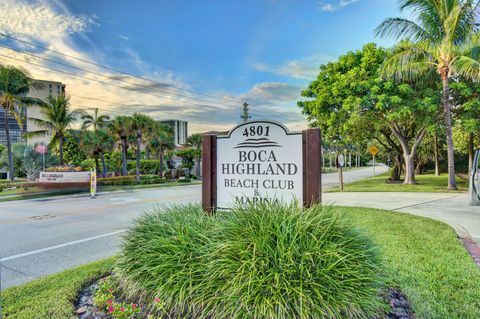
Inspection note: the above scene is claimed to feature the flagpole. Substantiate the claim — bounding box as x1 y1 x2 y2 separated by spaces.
42 142 45 171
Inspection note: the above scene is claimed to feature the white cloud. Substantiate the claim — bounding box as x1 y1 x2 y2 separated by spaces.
0 0 308 133
117 34 129 40
252 54 332 80
319 0 360 12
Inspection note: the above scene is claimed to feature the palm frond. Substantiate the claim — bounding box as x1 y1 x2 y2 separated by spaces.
452 55 480 80
375 17 433 42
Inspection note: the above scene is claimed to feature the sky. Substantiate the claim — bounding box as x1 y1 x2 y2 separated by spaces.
0 0 401 133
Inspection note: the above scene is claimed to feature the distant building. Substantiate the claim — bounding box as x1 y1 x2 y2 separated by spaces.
159 119 188 146
0 79 65 147
26 80 65 145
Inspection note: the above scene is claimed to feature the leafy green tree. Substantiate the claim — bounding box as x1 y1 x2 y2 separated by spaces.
0 65 37 180
132 113 154 181
81 108 110 132
375 0 480 189
108 115 132 176
29 95 81 165
299 43 438 184
63 130 87 166
176 148 196 176
450 81 480 172
187 133 202 178
146 122 173 177
80 129 114 177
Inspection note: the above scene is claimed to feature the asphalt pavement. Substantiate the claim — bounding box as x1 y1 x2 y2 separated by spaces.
1 165 388 289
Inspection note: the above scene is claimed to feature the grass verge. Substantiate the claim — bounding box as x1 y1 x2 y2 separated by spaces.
326 172 468 193
340 206 480 318
1 258 114 319
2 207 480 318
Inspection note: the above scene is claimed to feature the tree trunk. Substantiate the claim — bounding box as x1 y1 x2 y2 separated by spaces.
468 132 474 173
100 152 107 178
158 146 164 178
59 134 64 165
403 154 415 184
434 131 440 176
4 106 14 181
390 154 402 181
94 152 100 173
136 132 141 182
390 124 426 185
196 154 201 178
121 137 128 176
442 74 457 190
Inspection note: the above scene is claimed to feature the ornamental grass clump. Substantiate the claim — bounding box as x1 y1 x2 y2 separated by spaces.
115 203 385 319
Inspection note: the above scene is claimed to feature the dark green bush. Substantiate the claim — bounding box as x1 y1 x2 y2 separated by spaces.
115 204 384 318
127 160 161 175
98 175 165 186
177 178 191 183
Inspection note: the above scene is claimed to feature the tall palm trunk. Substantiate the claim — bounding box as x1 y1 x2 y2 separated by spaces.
441 74 457 190
100 151 107 178
158 146 164 178
121 137 128 176
468 132 474 173
94 151 100 173
59 134 64 165
434 131 440 176
4 105 14 181
136 131 141 182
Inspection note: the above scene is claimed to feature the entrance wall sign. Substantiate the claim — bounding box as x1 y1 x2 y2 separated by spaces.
202 120 321 213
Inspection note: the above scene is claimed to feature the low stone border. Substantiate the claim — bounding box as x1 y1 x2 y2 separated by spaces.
462 237 480 267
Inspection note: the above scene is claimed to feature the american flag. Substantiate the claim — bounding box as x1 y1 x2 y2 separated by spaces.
34 144 48 154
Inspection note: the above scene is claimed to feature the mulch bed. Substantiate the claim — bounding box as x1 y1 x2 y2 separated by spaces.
75 278 414 319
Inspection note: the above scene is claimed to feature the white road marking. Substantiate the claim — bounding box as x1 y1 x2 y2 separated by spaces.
0 230 126 262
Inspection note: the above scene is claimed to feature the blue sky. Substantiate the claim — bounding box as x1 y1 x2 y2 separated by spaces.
0 0 401 132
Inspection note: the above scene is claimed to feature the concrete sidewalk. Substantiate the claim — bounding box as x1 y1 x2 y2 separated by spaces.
323 192 480 244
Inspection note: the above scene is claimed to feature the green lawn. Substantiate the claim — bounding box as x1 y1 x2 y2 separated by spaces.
326 172 468 193
0 181 200 202
1 258 115 319
2 207 480 318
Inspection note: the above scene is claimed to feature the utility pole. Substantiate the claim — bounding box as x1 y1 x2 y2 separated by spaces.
241 102 251 122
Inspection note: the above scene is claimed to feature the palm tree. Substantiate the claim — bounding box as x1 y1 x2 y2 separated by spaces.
29 95 80 165
108 115 132 176
0 65 36 180
376 0 480 190
147 122 173 177
132 113 154 181
81 108 110 132
80 129 114 177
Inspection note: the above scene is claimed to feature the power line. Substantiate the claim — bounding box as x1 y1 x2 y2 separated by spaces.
0 52 238 110
0 32 241 104
0 43 240 108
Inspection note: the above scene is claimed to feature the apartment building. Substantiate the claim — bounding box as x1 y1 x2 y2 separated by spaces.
159 119 188 146
0 79 65 147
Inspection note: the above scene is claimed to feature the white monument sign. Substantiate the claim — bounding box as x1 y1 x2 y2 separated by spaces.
216 120 303 208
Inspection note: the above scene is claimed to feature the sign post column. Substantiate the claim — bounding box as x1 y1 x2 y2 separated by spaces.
368 146 379 177
302 128 321 207
202 134 217 214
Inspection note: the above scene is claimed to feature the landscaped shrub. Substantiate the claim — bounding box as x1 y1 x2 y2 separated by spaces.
97 175 166 186
114 203 384 318
127 160 161 175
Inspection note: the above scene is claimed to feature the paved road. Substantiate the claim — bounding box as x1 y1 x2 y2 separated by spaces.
0 166 387 289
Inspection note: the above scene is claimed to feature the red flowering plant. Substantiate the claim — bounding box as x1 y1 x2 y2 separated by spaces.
108 302 140 319
93 277 116 310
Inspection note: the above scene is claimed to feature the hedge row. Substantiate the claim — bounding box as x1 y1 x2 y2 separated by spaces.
98 175 166 186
